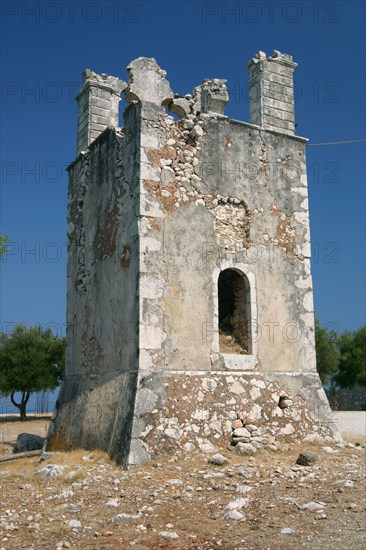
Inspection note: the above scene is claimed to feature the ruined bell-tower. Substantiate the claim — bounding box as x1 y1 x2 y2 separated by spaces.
47 51 340 466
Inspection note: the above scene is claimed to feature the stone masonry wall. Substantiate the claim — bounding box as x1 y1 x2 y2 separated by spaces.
129 371 337 465
136 105 315 375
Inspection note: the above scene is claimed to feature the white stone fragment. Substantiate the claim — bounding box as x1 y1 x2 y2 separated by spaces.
225 498 249 511
235 443 256 455
229 381 245 395
67 520 81 529
109 513 140 524
335 479 354 487
250 386 261 401
322 446 337 453
190 125 204 139
105 498 119 507
165 478 183 486
35 465 65 479
159 531 179 539
197 438 215 452
224 510 244 521
279 423 295 435
251 379 266 389
232 427 251 438
248 404 262 420
298 501 325 512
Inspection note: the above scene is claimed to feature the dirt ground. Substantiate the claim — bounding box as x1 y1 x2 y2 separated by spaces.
0 417 365 550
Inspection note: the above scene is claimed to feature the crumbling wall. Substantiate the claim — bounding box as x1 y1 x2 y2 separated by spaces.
47 52 340 468
134 105 314 375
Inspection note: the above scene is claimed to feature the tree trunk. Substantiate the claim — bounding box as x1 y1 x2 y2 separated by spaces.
0 450 41 463
11 391 30 421
19 402 27 421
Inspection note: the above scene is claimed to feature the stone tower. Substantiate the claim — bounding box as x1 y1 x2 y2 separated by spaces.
46 51 340 466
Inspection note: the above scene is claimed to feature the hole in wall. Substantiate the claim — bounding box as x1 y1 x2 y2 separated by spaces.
218 269 251 355
278 396 292 409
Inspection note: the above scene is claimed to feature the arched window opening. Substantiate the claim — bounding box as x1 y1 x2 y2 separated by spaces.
218 269 251 354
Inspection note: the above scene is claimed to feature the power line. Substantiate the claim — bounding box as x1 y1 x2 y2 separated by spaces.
306 139 366 146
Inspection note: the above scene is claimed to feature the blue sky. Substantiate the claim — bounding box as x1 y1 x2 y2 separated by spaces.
1 0 365 338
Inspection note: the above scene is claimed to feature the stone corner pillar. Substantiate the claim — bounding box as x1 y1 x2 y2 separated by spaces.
76 69 127 155
247 50 297 135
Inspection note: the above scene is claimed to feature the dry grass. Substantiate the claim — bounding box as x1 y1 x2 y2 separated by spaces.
0 443 11 454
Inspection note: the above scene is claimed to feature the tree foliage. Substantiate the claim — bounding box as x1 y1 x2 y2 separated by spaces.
0 325 65 420
334 326 366 388
314 319 339 384
0 232 10 258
